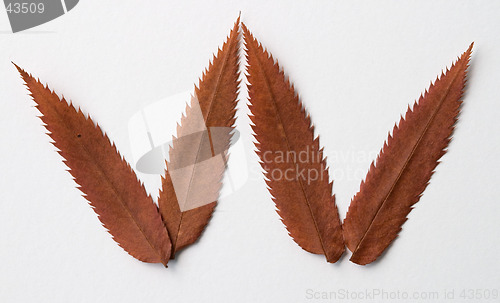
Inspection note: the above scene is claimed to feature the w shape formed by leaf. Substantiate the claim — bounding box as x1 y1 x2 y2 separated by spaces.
343 44 473 265
242 24 345 263
15 64 172 266
158 18 240 258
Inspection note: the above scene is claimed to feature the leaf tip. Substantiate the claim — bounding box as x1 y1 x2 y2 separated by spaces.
12 62 27 79
468 41 474 52
11 61 20 70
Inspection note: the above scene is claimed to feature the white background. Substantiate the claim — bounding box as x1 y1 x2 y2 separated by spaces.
1 1 499 302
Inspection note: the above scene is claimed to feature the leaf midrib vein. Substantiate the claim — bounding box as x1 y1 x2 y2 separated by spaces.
247 37 331 260
172 29 237 252
46 93 164 262
352 62 464 257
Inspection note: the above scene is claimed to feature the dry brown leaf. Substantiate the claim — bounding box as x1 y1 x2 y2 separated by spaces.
15 64 172 266
343 44 473 265
242 24 345 263
158 18 240 258
166 95 228 212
